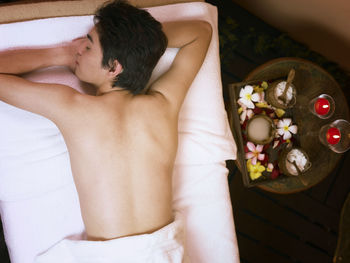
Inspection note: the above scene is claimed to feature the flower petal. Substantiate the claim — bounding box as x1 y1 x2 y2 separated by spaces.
283 118 292 127
251 157 257 165
240 110 247 123
246 100 255 109
239 87 247 98
250 171 262 180
245 152 255 159
275 108 285 118
246 159 252 171
244 85 253 95
283 130 292 140
237 98 245 108
267 163 274 172
247 142 256 152
258 153 265 161
259 92 265 102
256 144 264 152
277 128 285 136
237 98 249 108
289 125 298 134
251 93 260 102
247 109 254 119
261 81 268 89
238 97 255 109
277 120 285 128
256 102 269 108
257 165 266 173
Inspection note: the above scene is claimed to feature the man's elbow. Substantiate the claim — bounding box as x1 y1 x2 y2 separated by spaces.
198 20 212 34
197 21 212 44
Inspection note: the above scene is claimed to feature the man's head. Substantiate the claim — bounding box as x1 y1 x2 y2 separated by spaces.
93 0 168 94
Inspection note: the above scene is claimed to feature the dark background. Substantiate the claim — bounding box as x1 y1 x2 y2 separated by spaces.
208 0 350 262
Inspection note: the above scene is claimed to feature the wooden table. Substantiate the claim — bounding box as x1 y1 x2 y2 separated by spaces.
230 57 350 194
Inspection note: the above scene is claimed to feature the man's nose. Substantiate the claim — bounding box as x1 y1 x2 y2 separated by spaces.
77 45 84 56
77 41 87 56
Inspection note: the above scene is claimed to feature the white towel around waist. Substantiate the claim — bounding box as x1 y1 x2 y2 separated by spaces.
34 216 186 263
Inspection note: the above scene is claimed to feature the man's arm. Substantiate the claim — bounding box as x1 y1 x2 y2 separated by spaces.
0 37 84 74
151 20 212 114
0 47 68 75
0 39 83 121
0 74 78 120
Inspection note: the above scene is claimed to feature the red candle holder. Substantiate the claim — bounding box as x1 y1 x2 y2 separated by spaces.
309 94 335 119
319 119 350 153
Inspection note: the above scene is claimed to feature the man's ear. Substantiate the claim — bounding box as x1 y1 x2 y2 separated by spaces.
108 60 123 78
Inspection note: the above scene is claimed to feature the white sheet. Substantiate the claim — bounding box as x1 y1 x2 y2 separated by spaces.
0 2 238 263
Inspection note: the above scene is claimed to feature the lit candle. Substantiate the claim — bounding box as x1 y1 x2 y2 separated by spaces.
315 98 330 115
326 127 341 145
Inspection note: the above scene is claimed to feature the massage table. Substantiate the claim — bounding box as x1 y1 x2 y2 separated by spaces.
0 0 239 262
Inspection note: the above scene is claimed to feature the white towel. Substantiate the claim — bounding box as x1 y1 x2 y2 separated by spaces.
34 217 185 263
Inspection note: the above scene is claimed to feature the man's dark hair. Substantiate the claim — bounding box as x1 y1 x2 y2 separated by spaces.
94 0 168 94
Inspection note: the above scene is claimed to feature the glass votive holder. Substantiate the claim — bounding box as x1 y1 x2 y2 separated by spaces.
246 115 276 144
308 94 335 119
265 80 297 109
278 147 312 177
319 119 350 153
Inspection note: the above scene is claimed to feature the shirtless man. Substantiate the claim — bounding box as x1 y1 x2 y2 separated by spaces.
0 0 211 260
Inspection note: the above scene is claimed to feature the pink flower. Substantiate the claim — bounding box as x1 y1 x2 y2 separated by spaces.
240 106 254 123
245 141 265 165
267 163 274 172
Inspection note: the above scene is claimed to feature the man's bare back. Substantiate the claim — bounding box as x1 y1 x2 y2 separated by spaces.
62 90 176 240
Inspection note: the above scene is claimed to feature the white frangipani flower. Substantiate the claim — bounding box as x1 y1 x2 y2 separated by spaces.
277 118 298 140
238 85 260 109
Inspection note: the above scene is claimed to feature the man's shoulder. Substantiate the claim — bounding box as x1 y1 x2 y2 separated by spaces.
129 90 167 106
120 92 175 123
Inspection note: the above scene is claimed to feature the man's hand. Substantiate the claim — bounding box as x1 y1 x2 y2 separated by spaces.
0 36 86 75
63 37 86 72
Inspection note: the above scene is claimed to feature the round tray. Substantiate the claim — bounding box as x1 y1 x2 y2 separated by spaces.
245 57 350 193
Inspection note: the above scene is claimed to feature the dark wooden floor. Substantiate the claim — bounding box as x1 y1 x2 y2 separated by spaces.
207 0 350 262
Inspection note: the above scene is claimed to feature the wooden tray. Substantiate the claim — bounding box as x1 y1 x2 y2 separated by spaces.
228 79 299 187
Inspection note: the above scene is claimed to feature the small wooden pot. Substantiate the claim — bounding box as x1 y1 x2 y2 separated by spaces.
278 147 312 176
246 114 276 145
265 81 297 109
